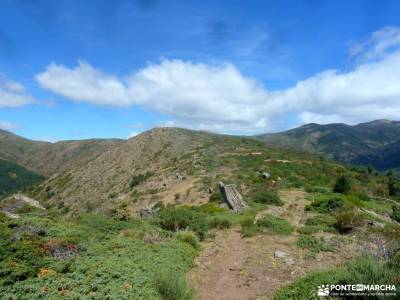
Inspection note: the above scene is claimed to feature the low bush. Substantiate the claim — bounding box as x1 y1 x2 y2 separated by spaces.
257 214 293 235
297 235 332 258
154 270 195 300
391 204 400 223
273 254 400 300
157 207 208 239
208 216 232 229
333 175 352 194
334 209 364 233
251 190 283 206
240 216 258 237
209 191 225 204
176 231 200 249
130 171 153 188
297 225 321 235
305 196 345 214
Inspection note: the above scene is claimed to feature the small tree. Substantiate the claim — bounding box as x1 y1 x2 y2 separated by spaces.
333 175 352 194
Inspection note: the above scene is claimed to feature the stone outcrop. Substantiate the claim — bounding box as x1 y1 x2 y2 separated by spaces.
219 181 247 212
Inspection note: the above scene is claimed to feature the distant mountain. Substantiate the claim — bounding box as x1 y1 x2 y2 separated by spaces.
256 119 400 170
0 129 124 176
0 159 43 198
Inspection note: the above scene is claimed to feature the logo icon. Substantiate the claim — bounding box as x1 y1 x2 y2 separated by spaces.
318 285 330 297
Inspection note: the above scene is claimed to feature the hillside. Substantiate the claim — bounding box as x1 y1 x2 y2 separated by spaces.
256 119 400 171
0 129 124 176
0 159 44 198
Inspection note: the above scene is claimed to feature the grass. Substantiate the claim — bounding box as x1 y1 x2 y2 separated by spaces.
240 214 293 236
273 254 400 300
154 270 194 300
297 235 333 258
257 214 293 235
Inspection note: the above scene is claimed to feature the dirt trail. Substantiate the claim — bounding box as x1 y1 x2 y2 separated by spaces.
189 189 359 300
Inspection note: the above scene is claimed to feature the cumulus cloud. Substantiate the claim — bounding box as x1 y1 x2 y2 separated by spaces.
35 26 400 133
0 77 35 107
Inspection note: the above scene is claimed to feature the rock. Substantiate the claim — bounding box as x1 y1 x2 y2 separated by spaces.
261 172 271 179
219 181 247 212
139 206 159 219
274 250 289 258
367 221 385 228
285 258 295 265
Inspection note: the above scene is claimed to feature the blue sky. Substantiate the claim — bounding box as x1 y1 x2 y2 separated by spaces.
1 0 400 141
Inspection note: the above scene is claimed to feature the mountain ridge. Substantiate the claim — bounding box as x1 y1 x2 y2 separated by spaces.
256 119 400 170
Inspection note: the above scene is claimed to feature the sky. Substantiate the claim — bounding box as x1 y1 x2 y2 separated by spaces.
1 0 400 141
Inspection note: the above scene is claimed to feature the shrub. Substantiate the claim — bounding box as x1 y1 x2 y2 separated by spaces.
391 204 400 223
209 191 225 203
197 203 227 214
251 191 283 206
297 235 332 254
176 231 200 249
157 207 208 239
154 270 195 300
257 214 293 235
297 225 321 235
334 209 364 233
208 216 232 229
306 196 345 214
333 175 352 194
240 216 258 237
130 171 153 188
305 214 336 227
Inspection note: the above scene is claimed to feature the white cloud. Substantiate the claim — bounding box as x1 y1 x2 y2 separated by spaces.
35 26 400 133
0 120 22 131
0 77 35 108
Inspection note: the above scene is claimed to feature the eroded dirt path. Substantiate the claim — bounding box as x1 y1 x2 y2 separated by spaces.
189 189 360 300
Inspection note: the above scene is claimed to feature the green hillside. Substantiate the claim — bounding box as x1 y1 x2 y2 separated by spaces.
256 120 400 171
0 159 44 198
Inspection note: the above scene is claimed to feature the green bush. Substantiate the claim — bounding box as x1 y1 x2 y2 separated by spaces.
257 214 293 235
273 254 400 300
251 191 283 206
209 191 225 203
273 270 340 300
154 270 194 300
297 225 321 235
130 171 153 188
176 231 200 249
334 209 364 233
333 175 352 194
297 235 332 258
391 204 400 223
208 216 232 229
306 196 345 214
157 207 208 239
240 215 258 237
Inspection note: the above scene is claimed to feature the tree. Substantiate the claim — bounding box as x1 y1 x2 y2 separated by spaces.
333 175 352 194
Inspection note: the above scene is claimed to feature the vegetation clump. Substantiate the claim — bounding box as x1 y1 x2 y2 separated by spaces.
130 171 154 188
333 175 352 194
154 270 195 300
156 206 208 239
251 190 283 206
